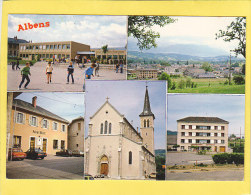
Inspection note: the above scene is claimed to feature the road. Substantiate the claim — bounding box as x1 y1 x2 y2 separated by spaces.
6 155 84 179
166 169 244 181
7 62 126 92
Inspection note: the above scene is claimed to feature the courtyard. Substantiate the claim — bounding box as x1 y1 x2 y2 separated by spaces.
6 155 84 179
7 62 126 92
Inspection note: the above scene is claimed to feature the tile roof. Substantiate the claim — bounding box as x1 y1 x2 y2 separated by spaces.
13 99 69 123
177 116 229 124
8 37 28 44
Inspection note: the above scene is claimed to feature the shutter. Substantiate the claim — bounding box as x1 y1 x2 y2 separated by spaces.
29 115 32 125
23 113 26 124
36 117 38 127
41 119 43 128
47 120 49 129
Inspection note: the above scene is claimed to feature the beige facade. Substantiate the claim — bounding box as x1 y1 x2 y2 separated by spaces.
91 48 127 64
136 69 158 80
68 117 85 152
19 41 90 60
177 117 229 152
85 87 156 179
9 97 69 155
8 36 28 57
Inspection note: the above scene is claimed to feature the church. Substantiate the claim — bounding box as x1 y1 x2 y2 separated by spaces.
84 86 156 179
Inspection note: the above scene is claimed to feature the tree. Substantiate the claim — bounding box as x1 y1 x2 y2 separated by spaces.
158 72 172 89
233 75 245 85
216 17 246 58
101 44 108 55
128 16 176 50
242 64 245 75
202 62 213 72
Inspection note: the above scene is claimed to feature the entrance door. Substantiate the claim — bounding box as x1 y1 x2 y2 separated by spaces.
214 146 217 152
100 163 108 175
30 137 35 149
43 139 47 153
220 146 225 152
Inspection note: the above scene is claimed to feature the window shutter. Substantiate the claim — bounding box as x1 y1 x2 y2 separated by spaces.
23 114 26 124
47 120 49 129
36 117 38 127
41 119 43 128
29 115 32 125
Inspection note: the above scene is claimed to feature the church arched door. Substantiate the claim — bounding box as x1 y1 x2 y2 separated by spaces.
100 155 109 176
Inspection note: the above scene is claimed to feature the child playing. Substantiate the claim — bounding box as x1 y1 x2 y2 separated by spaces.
46 61 53 84
18 62 31 90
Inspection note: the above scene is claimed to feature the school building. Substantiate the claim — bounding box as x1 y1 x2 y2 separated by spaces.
8 36 28 57
177 117 229 152
9 96 69 155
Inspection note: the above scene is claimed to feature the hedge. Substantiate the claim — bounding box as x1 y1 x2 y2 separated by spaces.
212 153 244 165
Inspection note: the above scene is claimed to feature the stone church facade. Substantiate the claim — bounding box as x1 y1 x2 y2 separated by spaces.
84 86 156 179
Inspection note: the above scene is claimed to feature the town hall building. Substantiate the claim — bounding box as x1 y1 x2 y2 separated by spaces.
84 86 156 179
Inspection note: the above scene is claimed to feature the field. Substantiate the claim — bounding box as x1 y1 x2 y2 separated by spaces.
168 78 245 94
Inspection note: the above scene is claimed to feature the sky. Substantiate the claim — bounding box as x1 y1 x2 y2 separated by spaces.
85 80 167 149
167 94 245 137
8 14 127 48
15 92 85 122
128 16 242 57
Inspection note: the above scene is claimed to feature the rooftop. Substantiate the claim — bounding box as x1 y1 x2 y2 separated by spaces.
13 99 69 123
8 37 28 44
177 116 229 124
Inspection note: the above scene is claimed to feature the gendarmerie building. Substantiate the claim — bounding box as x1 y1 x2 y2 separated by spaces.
9 96 69 155
177 117 229 152
84 86 156 179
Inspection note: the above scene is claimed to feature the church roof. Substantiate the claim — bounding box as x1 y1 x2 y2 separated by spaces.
139 86 155 119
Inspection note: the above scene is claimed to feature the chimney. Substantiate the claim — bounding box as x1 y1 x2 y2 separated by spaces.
14 36 17 41
32 96 37 108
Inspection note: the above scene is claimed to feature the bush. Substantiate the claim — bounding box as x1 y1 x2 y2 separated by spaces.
212 153 244 165
159 73 172 89
171 81 176 90
178 79 186 89
233 75 245 85
233 145 244 153
197 150 207 155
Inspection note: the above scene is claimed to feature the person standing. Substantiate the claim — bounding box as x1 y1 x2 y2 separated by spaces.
46 61 53 84
120 62 124 73
18 62 31 90
85 63 95 79
95 61 100 77
116 63 119 73
16 59 20 70
67 61 74 84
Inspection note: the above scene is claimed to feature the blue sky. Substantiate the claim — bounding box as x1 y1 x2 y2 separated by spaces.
128 16 243 57
8 15 127 48
15 92 85 122
85 80 167 149
167 94 245 136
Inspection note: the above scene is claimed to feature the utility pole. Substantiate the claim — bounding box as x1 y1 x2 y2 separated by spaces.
229 52 232 85
240 127 241 146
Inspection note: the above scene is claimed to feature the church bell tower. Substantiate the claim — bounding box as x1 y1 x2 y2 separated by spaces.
139 85 155 155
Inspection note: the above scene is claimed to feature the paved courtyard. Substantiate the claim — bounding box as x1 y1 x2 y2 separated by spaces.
8 62 126 92
167 152 213 166
6 155 84 179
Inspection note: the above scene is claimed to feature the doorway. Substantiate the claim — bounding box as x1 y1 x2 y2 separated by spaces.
43 138 47 153
100 155 109 176
30 137 35 149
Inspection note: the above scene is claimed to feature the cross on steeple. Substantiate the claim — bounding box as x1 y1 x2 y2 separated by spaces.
106 97 110 101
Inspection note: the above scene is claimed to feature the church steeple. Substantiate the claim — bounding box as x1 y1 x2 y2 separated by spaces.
139 86 155 119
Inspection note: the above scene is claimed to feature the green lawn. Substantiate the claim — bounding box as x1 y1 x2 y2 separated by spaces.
8 59 36 65
168 78 245 94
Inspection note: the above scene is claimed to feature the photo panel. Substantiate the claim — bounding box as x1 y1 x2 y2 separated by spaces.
7 14 128 92
127 16 246 94
166 93 245 181
84 80 167 180
6 92 85 179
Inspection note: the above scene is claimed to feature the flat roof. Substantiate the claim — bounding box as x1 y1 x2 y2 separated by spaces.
77 51 95 55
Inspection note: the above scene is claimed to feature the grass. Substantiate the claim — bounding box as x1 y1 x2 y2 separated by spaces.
169 78 245 94
8 59 36 65
167 164 244 170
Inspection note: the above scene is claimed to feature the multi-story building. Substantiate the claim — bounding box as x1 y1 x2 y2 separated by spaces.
177 117 229 152
8 36 28 57
135 69 158 80
9 96 69 155
68 116 85 152
19 41 90 61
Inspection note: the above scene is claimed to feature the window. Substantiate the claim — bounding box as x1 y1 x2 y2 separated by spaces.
214 140 218 143
50 45 54 49
67 44 70 49
54 45 58 49
129 151 132 164
100 123 103 134
181 139 185 143
42 45 46 50
76 144 79 147
16 112 25 124
33 46 36 50
30 116 37 126
181 146 185 150
62 44 66 49
61 140 65 149
46 54 49 58
14 136 21 147
53 122 58 130
215 126 218 130
53 140 58 149
144 120 146 128
46 45 49 50
109 123 112 134
78 123 81 130
189 132 192 136
221 126 225 130
188 139 192 143
221 140 225 144
62 124 66 132
104 121 108 134
189 125 192 129
207 140 210 144
39 45 42 50
181 125 185 129
196 126 211 130
181 132 185 136
58 44 62 49
147 119 150 127
42 119 48 129
214 133 217 137
221 133 225 137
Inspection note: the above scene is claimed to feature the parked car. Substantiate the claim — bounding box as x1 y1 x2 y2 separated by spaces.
84 174 94 180
8 148 26 161
94 174 105 178
56 149 72 157
72 150 84 157
25 148 47 160
149 173 156 179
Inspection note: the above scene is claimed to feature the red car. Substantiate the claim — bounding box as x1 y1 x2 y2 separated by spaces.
8 148 26 161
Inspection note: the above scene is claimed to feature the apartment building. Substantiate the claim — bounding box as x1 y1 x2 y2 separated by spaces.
9 96 69 155
135 69 158 80
177 117 229 152
19 41 90 61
